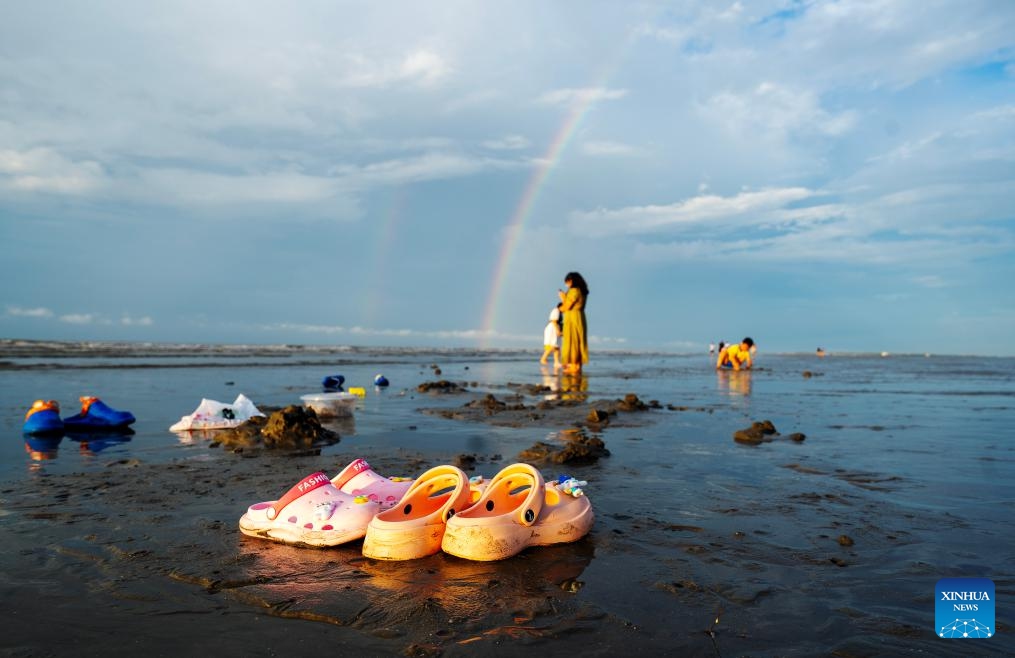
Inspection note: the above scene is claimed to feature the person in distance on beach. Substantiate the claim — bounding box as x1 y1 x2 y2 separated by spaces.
540 303 563 369
558 272 589 376
716 337 755 371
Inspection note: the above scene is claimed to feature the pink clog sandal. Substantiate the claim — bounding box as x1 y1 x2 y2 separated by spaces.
332 458 413 510
441 463 594 561
362 465 480 560
239 471 380 547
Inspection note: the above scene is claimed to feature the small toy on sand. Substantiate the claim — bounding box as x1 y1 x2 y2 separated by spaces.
63 396 136 431
23 400 65 435
374 374 389 387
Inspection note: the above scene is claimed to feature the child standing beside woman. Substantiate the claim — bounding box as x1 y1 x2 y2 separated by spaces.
540 303 563 369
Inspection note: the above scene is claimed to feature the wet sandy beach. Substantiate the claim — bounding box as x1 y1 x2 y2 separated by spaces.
2 343 1013 655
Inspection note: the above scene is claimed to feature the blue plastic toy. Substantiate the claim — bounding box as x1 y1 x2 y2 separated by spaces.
374 374 389 387
322 374 345 390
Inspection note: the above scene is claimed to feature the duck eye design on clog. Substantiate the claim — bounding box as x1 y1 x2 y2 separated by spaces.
525 509 535 522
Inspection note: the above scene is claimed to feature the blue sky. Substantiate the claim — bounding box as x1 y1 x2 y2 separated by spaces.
2 1 1014 355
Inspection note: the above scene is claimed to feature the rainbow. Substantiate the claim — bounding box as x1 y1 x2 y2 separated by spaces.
475 19 643 348
478 96 599 347
362 188 408 328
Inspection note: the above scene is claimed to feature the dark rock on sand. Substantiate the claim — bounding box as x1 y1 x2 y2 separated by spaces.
617 393 648 412
733 420 778 445
416 380 466 393
519 428 610 464
454 453 477 471
517 383 554 396
837 534 855 546
733 427 768 445
587 408 610 424
214 405 339 452
465 394 526 413
734 421 808 446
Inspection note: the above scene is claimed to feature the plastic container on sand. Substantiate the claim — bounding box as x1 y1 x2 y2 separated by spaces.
300 392 358 418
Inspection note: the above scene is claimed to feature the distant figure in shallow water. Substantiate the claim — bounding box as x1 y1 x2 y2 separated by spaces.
717 337 755 371
816 347 826 358
558 272 589 376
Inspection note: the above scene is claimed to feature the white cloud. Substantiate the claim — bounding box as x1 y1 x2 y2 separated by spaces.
6 306 54 318
121 315 154 326
0 148 106 194
482 135 530 151
700 82 856 141
911 275 947 289
571 187 815 236
346 152 524 188
6 307 153 327
536 87 628 107
338 49 451 89
59 313 98 325
582 140 642 157
400 50 451 87
262 321 627 347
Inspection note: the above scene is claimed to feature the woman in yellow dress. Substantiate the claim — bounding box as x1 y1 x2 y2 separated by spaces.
557 272 589 375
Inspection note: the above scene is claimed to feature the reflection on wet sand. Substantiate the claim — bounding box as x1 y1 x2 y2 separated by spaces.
67 431 134 455
321 415 356 437
230 534 596 643
560 374 589 402
539 366 561 400
24 435 62 461
537 368 588 402
716 370 752 396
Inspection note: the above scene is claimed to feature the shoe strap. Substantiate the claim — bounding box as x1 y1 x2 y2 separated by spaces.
401 465 469 521
25 399 59 421
486 463 545 526
332 458 373 489
267 472 332 520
